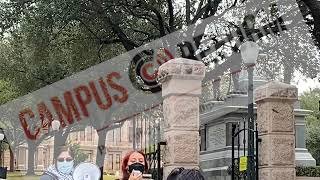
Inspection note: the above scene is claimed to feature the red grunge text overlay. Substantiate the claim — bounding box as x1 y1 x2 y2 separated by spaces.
19 72 128 140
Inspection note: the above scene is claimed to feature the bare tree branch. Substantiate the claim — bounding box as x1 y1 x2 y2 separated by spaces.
232 0 238 7
122 5 161 30
167 0 175 31
148 5 166 36
205 16 288 64
105 17 138 51
131 28 152 36
186 0 191 25
209 0 223 17
204 0 212 18
192 3 209 24
98 44 104 63
195 0 205 17
302 0 320 48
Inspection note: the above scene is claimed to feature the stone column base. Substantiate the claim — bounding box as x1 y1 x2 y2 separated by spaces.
296 148 316 166
260 167 296 180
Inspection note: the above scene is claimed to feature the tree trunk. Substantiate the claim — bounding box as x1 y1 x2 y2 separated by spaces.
96 130 107 180
26 142 35 175
15 148 19 170
9 147 14 172
283 64 293 84
53 131 69 160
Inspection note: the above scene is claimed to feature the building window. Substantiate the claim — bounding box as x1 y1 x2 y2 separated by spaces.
34 149 38 168
116 154 121 170
226 122 239 146
115 129 119 145
109 154 114 170
136 127 142 146
129 127 133 142
87 127 93 141
75 132 78 141
88 152 92 162
43 151 47 168
80 130 85 141
119 127 122 142
200 126 206 151
18 147 26 168
112 130 115 143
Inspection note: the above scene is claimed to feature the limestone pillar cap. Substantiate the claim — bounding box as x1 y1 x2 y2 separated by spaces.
157 58 205 83
254 81 298 102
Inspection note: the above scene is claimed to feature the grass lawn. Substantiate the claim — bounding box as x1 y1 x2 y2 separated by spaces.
7 172 116 180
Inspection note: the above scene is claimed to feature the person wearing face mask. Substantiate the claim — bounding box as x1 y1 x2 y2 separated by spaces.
40 146 75 180
121 150 149 180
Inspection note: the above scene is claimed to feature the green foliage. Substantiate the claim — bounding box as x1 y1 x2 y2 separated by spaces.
306 126 320 165
68 143 89 167
0 141 9 151
300 88 320 165
0 79 19 105
296 166 320 177
300 88 320 122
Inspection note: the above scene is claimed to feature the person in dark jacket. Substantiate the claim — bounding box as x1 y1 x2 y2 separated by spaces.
167 168 206 180
40 146 75 180
166 167 184 180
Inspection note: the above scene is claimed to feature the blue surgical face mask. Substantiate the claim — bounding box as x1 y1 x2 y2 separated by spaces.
57 160 74 174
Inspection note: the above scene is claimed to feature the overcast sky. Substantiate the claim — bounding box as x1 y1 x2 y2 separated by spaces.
293 73 320 95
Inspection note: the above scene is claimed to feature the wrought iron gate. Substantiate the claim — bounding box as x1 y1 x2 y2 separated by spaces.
145 141 166 180
230 122 260 180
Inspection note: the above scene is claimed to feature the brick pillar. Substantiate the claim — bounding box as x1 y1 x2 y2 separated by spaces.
158 58 205 179
254 81 298 180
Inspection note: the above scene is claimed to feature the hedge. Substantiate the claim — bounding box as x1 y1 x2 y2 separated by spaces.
296 166 320 177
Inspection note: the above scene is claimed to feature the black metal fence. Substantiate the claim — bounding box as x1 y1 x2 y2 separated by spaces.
145 141 166 180
230 122 260 180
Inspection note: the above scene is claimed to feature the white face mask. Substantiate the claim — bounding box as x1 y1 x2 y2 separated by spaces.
57 160 74 174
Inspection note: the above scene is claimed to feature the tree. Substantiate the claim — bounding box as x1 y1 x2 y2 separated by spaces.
68 143 89 166
0 79 24 172
0 0 320 178
0 141 9 167
0 2 121 175
300 88 320 165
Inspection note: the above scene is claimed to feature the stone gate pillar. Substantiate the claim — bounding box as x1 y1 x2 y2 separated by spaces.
158 58 205 179
254 81 298 180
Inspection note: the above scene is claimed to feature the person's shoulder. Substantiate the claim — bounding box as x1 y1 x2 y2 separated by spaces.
40 167 59 180
40 174 56 180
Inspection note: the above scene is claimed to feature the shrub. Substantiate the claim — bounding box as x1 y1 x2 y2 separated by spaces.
296 166 320 177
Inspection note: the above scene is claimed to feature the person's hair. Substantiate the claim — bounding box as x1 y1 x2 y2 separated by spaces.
176 169 206 180
54 145 74 163
167 167 184 180
121 150 148 180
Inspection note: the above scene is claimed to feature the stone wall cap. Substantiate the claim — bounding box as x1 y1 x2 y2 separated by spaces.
254 81 298 102
256 81 297 90
158 58 205 83
163 57 203 64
